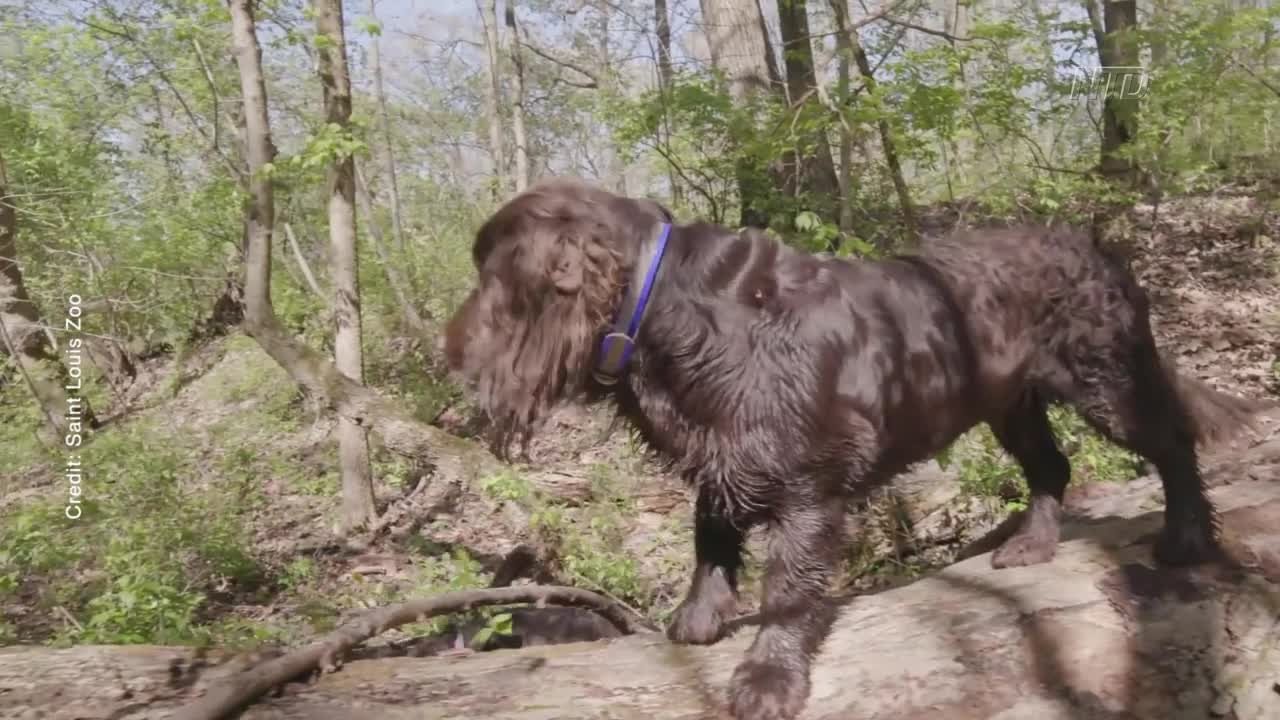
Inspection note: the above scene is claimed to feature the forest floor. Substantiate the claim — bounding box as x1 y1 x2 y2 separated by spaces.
1 191 1277 654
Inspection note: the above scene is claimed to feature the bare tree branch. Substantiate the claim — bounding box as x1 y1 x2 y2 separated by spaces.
1231 57 1280 98
75 15 247 185
189 37 226 169
877 16 976 43
353 163 433 336
523 41 601 88
171 585 652 720
283 222 325 301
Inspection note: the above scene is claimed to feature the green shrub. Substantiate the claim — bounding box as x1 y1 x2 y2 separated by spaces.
2 421 261 646
938 406 1141 509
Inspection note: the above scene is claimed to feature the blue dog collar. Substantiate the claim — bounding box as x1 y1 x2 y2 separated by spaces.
593 223 672 385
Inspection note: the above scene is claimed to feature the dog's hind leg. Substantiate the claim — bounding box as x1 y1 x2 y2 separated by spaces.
1061 342 1219 566
989 392 1073 569
727 492 845 720
666 485 745 645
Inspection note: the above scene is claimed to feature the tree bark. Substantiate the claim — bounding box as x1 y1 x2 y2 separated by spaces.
171 585 647 720
504 4 531 192
655 0 675 99
229 0 493 562
227 0 277 335
1087 0 1140 183
596 5 627 195
315 0 377 534
699 0 785 227
227 0 520 558
0 148 93 438
5 444 1280 719
477 0 508 197
829 0 855 233
365 0 408 251
1145 0 1173 200
698 0 780 101
943 0 970 194
775 0 840 222
655 0 682 204
844 9 919 249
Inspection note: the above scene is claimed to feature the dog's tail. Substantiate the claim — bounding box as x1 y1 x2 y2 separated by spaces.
1162 355 1276 450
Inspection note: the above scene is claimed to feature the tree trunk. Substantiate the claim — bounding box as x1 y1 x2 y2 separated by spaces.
829 0 854 234
1083 0 1141 246
478 0 508 198
843 6 919 249
1149 0 1167 68
225 2 674 596
1087 0 1140 183
227 0 507 554
6 442 1280 719
227 0 277 335
315 0 377 535
699 0 785 227
943 0 970 192
655 0 682 205
0 148 93 439
596 6 627 195
504 4 531 192
1146 0 1172 200
776 0 840 222
366 0 408 251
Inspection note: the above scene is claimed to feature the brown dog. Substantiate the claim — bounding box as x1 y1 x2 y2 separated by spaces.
443 177 1265 720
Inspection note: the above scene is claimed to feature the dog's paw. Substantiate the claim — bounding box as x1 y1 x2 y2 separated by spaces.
666 596 730 645
727 659 809 720
667 567 738 645
991 531 1057 569
1153 525 1220 567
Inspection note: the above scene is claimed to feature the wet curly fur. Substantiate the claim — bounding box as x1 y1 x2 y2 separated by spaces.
443 178 1268 720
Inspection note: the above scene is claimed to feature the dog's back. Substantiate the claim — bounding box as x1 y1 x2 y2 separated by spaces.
910 223 1142 399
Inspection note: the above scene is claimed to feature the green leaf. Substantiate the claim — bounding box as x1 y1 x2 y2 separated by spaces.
794 210 820 232
470 611 513 648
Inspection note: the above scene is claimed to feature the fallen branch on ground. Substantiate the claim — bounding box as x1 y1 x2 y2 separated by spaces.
171 584 653 720
5 448 1280 719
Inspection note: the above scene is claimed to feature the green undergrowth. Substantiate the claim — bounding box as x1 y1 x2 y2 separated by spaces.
0 332 562 647
479 459 659 618
0 420 264 646
939 405 1143 510
261 545 498 645
0 390 55 476
1 339 312 646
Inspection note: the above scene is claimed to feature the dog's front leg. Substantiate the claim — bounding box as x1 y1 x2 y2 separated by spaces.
728 493 843 720
666 484 744 645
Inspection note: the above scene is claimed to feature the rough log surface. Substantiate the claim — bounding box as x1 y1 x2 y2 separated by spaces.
2 438 1279 720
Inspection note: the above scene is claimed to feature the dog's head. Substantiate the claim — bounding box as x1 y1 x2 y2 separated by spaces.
443 177 672 455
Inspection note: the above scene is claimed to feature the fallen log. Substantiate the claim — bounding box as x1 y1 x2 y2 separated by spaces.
170 585 650 720
2 441 1279 720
